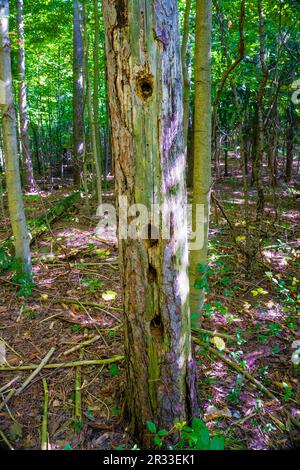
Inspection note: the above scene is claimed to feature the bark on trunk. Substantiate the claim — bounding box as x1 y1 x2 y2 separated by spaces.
103 0 198 444
0 0 31 274
17 0 36 192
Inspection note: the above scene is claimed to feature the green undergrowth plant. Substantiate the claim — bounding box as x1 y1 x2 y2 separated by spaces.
146 418 225 450
0 247 35 298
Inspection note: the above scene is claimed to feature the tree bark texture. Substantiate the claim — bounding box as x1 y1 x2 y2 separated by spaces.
103 0 198 444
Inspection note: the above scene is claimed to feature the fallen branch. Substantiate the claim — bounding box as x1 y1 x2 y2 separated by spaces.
0 389 15 412
1 192 80 254
0 376 20 394
40 296 123 314
28 192 80 242
0 429 14 450
194 338 279 402
16 348 55 395
193 327 235 342
0 356 124 372
74 329 87 422
0 348 55 411
0 336 22 358
63 335 100 356
41 378 49 451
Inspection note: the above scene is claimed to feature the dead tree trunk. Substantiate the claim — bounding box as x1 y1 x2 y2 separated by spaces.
103 0 198 444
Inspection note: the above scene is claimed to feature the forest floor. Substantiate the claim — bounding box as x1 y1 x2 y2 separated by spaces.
0 158 299 450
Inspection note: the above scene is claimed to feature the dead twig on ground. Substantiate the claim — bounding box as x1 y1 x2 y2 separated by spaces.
41 378 49 450
0 356 124 372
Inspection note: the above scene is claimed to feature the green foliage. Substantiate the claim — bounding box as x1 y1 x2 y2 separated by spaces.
64 443 73 451
194 264 210 291
147 421 157 435
282 383 294 402
109 364 119 377
111 407 121 417
0 248 35 298
70 324 82 334
72 418 84 433
146 418 224 450
0 248 12 271
81 277 103 293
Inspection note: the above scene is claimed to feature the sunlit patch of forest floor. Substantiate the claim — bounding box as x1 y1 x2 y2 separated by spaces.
0 169 299 450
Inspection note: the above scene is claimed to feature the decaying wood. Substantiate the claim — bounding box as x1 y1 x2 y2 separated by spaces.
103 0 198 443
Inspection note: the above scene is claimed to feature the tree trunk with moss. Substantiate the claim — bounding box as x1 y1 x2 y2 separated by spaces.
103 0 198 445
189 0 212 318
0 0 31 274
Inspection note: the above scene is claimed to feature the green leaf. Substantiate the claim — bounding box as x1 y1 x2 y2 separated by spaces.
158 429 168 437
197 427 210 448
209 436 224 450
147 421 157 434
64 443 73 451
109 364 119 376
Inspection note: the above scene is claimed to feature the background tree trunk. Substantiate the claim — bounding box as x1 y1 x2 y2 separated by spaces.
103 0 198 444
82 0 102 206
189 0 212 317
285 104 296 182
17 0 36 192
181 0 191 151
73 0 85 186
253 0 268 217
93 0 103 203
0 0 31 274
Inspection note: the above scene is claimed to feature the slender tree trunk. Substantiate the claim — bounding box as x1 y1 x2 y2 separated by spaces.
0 0 31 274
73 0 85 186
224 132 229 176
212 0 245 177
82 0 102 207
103 0 198 444
189 0 212 317
181 0 191 150
17 0 36 192
93 0 103 205
285 105 296 182
253 0 268 217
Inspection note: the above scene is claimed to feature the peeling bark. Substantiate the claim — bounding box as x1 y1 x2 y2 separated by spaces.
103 0 198 444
